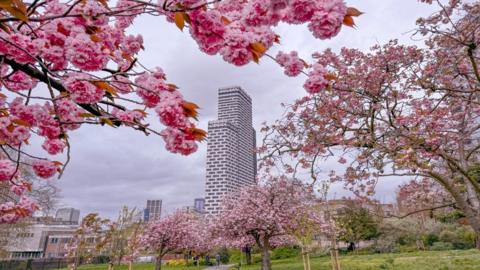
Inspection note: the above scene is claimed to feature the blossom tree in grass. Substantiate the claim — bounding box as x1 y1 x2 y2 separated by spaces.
261 1 480 248
0 0 360 223
139 210 203 270
212 177 320 270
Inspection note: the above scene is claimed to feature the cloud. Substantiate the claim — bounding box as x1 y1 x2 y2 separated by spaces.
53 1 438 219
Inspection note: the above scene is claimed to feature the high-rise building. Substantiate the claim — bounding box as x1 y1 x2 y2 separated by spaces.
194 198 205 213
144 199 162 222
55 208 80 224
204 87 257 215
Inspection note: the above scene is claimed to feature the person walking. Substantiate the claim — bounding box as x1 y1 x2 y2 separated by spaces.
215 254 221 266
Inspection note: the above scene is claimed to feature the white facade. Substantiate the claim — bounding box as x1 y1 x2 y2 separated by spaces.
6 223 77 259
55 208 80 224
204 87 257 215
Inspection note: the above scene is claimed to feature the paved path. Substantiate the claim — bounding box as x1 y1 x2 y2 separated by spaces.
204 265 233 270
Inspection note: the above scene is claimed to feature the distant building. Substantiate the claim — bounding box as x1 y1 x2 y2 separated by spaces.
194 198 205 213
144 200 162 222
6 221 77 259
55 208 80 224
204 87 257 215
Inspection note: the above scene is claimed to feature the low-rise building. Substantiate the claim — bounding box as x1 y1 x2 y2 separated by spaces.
6 220 78 259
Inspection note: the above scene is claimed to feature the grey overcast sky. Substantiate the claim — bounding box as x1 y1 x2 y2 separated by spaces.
46 1 438 219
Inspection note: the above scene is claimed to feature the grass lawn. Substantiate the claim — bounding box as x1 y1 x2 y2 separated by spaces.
237 249 480 270
60 264 205 270
62 249 480 270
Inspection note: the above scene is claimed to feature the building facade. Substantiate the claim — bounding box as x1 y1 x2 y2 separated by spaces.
144 199 162 222
6 222 78 259
204 87 257 215
55 208 80 224
193 198 205 213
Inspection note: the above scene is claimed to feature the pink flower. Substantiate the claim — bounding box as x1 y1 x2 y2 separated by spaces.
303 64 329 93
160 127 198 155
275 51 304 77
220 27 254 66
308 0 346 40
65 33 109 71
32 160 58 179
111 108 144 123
155 91 187 128
2 71 38 92
0 160 16 182
42 139 66 155
189 10 226 55
121 35 144 55
284 0 317 24
135 68 169 107
64 74 104 104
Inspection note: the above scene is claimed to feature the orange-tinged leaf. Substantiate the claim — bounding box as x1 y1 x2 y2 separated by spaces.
182 101 199 119
174 12 185 31
301 59 310 69
101 118 115 127
12 118 31 127
190 128 206 142
80 113 97 118
250 42 267 55
121 52 134 62
167 83 178 91
90 34 102 42
221 16 231 25
346 7 363 17
6 124 14 132
324 73 337 81
0 22 9 33
343 15 355 27
52 161 63 166
251 50 260 64
93 81 118 96
3 6 27 21
133 109 148 117
96 0 109 9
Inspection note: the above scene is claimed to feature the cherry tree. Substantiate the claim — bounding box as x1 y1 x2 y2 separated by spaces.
139 210 202 270
396 178 453 219
0 0 360 223
66 213 111 270
211 177 318 270
261 1 480 248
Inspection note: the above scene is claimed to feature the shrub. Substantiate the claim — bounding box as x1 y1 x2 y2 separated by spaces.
271 247 300 260
430 242 454 251
166 259 187 266
422 233 439 246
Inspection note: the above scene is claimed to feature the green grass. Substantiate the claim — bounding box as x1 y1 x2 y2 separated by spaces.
62 250 480 270
60 263 205 270
237 249 480 270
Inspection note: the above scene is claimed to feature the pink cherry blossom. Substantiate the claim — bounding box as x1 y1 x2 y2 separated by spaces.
0 160 16 182
64 74 104 104
275 51 305 77
32 160 58 179
42 139 67 155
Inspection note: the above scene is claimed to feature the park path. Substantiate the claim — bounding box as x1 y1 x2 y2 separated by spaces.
204 265 233 270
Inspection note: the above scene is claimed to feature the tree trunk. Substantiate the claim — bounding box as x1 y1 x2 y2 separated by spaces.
155 256 162 270
476 234 480 250
306 252 311 270
128 261 133 270
301 246 307 270
245 247 252 265
261 246 271 270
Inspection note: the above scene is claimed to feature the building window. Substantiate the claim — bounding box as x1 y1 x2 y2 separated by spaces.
50 238 58 244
